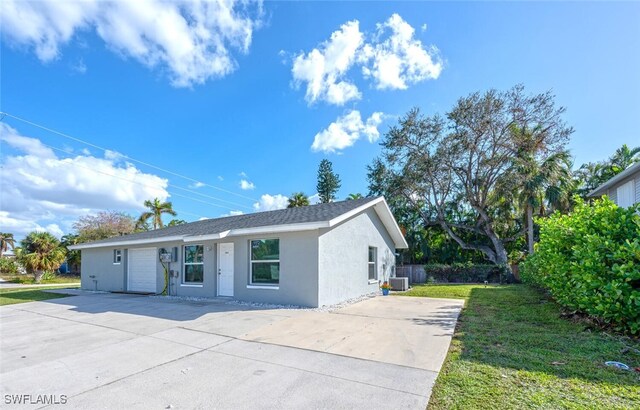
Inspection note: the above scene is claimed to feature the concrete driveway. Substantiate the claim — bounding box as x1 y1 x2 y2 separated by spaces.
0 291 463 409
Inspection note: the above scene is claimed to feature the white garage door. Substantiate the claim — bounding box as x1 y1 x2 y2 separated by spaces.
128 248 157 293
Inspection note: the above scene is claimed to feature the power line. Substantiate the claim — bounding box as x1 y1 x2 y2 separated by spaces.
0 111 259 202
1 140 244 213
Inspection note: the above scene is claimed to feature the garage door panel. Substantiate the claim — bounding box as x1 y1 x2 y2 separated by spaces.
128 248 157 293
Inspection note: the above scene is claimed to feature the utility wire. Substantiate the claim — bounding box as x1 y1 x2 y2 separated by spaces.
0 112 259 202
6 141 244 213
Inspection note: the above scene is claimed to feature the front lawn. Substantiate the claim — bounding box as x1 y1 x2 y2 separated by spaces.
0 286 76 306
398 284 640 409
0 274 81 285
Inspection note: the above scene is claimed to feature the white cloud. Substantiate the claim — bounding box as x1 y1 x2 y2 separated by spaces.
239 179 255 190
253 194 288 212
290 14 441 104
360 14 442 90
189 181 206 189
308 193 321 205
0 0 263 87
71 58 87 74
292 20 363 105
311 110 384 153
0 212 64 238
217 175 224 181
0 123 169 238
220 210 244 217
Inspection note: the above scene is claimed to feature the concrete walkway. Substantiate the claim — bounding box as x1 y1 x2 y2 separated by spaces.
0 292 463 409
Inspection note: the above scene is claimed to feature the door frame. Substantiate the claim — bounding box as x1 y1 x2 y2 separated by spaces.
217 242 234 297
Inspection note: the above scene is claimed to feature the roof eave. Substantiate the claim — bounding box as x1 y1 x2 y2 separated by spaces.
68 235 186 250
587 162 640 197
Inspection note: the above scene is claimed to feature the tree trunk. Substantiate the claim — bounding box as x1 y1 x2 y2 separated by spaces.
527 204 534 255
34 270 44 283
483 226 509 266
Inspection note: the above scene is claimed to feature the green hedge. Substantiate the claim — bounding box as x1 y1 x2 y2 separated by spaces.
424 263 510 283
520 197 640 334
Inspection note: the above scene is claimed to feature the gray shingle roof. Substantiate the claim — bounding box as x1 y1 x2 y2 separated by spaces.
82 196 380 246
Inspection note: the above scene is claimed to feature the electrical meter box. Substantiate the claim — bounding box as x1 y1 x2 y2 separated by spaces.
159 247 177 263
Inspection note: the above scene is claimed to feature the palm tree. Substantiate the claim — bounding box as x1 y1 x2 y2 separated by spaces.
506 125 574 255
347 193 363 200
137 198 177 229
0 232 15 257
167 219 187 227
515 150 573 254
19 232 66 283
287 192 310 208
609 144 640 172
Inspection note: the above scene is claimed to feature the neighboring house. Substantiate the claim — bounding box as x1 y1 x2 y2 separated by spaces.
588 161 640 207
69 197 408 307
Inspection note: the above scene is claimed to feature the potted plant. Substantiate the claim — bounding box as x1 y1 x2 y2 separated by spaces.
380 281 392 296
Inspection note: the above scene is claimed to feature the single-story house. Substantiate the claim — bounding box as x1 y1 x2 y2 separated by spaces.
69 196 408 307
588 161 640 208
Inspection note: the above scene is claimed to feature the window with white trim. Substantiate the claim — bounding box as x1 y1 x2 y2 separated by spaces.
183 245 204 283
113 249 122 264
368 247 377 280
250 239 280 285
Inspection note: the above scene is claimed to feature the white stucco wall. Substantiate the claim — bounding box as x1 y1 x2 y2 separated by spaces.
317 208 396 306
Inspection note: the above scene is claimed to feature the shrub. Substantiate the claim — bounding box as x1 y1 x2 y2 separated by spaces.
520 197 640 334
40 271 57 281
0 258 21 275
423 262 510 283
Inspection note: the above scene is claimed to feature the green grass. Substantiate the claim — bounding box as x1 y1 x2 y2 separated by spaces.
398 284 640 409
0 274 81 284
398 283 495 299
0 286 76 306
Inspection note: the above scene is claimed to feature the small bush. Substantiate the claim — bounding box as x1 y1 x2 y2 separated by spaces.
40 271 58 281
520 197 640 334
423 262 509 283
0 258 21 275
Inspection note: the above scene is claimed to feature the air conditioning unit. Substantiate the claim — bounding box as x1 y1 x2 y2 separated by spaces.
389 277 408 291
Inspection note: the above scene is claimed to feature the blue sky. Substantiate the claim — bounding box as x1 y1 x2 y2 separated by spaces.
1 1 639 239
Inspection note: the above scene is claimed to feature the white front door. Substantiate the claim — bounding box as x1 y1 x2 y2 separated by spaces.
217 243 234 296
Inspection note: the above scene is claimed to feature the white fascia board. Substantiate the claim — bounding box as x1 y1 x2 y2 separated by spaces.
227 221 328 237
183 230 230 242
68 235 186 250
374 200 409 249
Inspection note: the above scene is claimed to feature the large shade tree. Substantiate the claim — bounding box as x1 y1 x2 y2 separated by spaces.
19 231 66 282
374 85 572 265
137 198 177 230
73 211 137 242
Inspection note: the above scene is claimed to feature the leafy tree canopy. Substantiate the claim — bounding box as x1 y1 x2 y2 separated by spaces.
372 85 572 265
73 211 137 242
287 192 310 208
